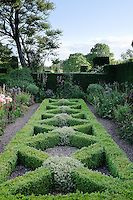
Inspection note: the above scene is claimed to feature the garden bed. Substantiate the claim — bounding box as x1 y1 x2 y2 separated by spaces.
0 103 40 153
0 99 132 199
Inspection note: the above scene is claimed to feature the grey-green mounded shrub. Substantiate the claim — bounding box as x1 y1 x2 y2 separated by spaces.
43 156 84 193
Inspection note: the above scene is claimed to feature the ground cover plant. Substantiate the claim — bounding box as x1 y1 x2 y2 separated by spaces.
0 99 133 199
87 83 133 143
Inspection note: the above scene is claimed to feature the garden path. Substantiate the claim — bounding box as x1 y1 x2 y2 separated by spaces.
87 103 133 162
0 103 40 153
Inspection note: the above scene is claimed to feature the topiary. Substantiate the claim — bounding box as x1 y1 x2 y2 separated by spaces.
53 113 70 127
52 126 75 145
43 156 83 193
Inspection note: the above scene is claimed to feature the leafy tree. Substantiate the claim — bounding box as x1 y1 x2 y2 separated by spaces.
86 43 114 65
0 0 61 69
63 53 91 72
121 49 133 62
0 42 13 62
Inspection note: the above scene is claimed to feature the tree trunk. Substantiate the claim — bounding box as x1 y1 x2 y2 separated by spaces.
15 37 26 67
14 8 26 67
20 36 31 68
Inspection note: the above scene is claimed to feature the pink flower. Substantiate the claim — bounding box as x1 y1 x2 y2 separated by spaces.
0 97 6 104
5 96 12 104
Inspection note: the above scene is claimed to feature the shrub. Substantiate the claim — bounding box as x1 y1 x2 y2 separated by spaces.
16 92 31 106
52 126 76 145
45 89 55 98
87 84 104 104
43 156 83 193
114 104 133 143
53 113 70 127
26 84 39 95
57 82 85 99
94 91 126 118
0 109 6 135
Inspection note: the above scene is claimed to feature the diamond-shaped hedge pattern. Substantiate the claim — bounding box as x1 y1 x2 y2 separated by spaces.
0 99 133 199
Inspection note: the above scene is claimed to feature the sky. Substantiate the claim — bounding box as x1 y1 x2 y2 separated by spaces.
46 0 133 65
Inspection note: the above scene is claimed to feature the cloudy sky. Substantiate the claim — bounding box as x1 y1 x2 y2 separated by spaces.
46 0 133 65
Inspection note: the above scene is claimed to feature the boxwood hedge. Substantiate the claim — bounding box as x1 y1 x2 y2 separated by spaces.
0 99 132 199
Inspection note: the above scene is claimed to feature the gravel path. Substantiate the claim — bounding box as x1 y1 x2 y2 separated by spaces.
0 103 40 153
9 165 31 180
45 146 78 157
87 103 133 162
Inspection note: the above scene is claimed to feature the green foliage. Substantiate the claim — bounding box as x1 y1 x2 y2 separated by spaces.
0 167 53 196
121 49 133 62
72 167 121 194
0 0 61 69
72 143 105 169
0 99 133 199
87 84 126 118
56 75 85 98
63 53 91 72
114 104 133 143
51 126 75 145
94 91 126 118
43 156 83 193
0 109 6 135
87 84 104 104
69 133 97 148
16 92 31 106
27 133 60 151
8 68 34 83
86 43 114 65
18 146 49 170
0 42 12 63
26 84 39 95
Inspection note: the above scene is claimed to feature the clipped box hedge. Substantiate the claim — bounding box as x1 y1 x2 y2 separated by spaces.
0 98 132 199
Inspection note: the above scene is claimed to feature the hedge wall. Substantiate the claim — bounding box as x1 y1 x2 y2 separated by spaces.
104 62 133 82
32 73 108 92
32 62 133 91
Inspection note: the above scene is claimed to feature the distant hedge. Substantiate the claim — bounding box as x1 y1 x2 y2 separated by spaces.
32 62 133 91
104 62 133 82
32 73 108 92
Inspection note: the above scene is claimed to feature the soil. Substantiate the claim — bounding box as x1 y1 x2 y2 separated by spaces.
96 166 111 176
9 165 31 180
45 146 78 157
87 103 133 162
0 103 40 153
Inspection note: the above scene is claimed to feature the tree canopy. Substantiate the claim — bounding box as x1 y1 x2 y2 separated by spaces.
63 53 91 72
0 0 61 70
121 49 133 62
86 43 114 65
0 42 13 63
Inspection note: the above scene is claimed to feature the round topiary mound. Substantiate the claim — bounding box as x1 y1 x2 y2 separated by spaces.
58 99 70 106
59 106 70 113
43 156 83 193
52 126 75 145
53 113 71 127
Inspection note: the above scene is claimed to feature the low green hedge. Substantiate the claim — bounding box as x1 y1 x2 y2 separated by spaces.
72 167 132 195
79 99 133 180
18 146 49 169
73 124 93 135
0 149 18 184
0 98 133 199
72 143 105 169
34 124 55 135
0 167 53 196
27 133 60 150
69 133 97 148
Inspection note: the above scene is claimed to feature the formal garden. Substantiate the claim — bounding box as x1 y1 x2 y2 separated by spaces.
0 0 133 199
